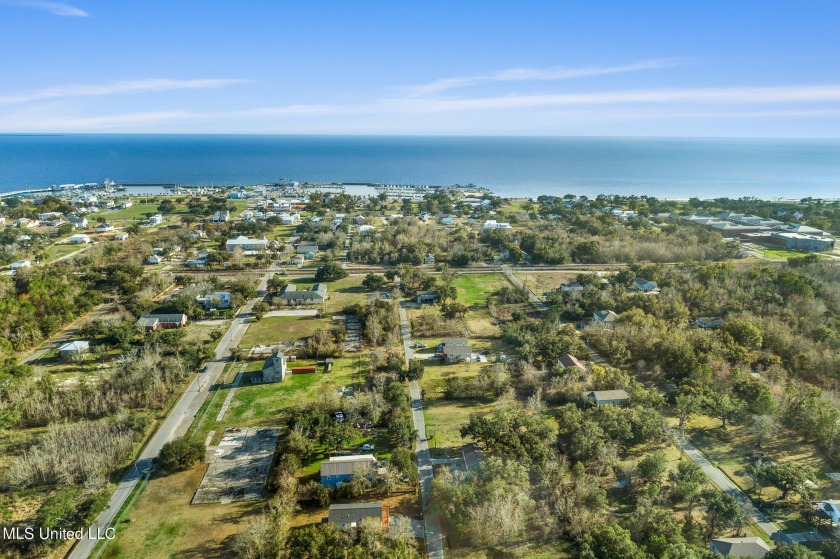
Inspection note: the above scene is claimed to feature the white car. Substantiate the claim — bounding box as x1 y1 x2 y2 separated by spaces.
360 443 374 451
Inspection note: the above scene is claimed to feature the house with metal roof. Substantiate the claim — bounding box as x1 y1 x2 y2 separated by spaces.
276 283 328 305
320 455 377 488
260 351 287 383
59 340 89 358
327 503 389 530
709 537 770 557
593 310 620 326
137 313 188 332
225 235 268 252
585 389 630 407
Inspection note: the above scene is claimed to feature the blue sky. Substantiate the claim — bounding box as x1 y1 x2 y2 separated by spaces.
0 0 839 136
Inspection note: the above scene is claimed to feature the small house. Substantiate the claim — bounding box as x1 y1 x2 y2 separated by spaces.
439 338 472 363
69 233 90 244
416 291 438 305
196 291 232 310
114 232 129 241
424 254 436 265
561 282 584 293
709 537 770 558
633 277 658 292
69 216 88 229
557 354 586 372
328 503 389 530
94 223 115 233
146 254 163 264
58 340 89 358
585 390 630 407
260 351 287 383
296 244 319 255
11 260 32 271
137 313 188 332
211 210 230 223
147 214 164 226
320 455 377 488
593 310 619 326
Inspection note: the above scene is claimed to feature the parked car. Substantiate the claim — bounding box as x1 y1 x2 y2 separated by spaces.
360 443 374 451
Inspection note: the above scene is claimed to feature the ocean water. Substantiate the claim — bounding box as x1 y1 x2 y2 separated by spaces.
1 134 839 200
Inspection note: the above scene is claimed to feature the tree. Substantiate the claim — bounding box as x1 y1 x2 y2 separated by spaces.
362 273 386 291
674 392 703 433
319 421 356 453
404 359 424 381
725 320 763 349
702 490 748 538
440 301 468 320
315 261 348 282
252 302 270 320
704 392 745 428
637 451 668 486
461 408 554 466
764 544 822 559
580 523 647 559
758 462 816 500
669 461 706 518
155 436 205 471
750 415 778 448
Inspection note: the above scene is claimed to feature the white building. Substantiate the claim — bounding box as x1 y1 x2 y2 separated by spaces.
483 220 511 229
69 234 91 244
114 232 129 241
11 260 31 270
211 210 230 223
148 214 164 226
94 223 115 233
225 235 268 252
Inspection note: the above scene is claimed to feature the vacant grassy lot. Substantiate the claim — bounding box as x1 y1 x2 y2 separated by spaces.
42 243 85 262
105 203 166 221
102 465 261 559
523 271 578 296
686 414 834 532
239 314 331 347
454 274 507 306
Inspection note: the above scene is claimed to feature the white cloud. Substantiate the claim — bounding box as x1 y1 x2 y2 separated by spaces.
1 0 88 17
405 59 687 96
383 84 840 112
0 78 248 105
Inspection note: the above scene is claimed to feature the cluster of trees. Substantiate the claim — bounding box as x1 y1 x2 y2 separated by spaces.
0 265 103 351
349 219 461 265
2 344 198 428
501 320 588 365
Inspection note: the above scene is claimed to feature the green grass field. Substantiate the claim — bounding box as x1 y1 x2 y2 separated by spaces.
239 315 331 347
454 274 507 306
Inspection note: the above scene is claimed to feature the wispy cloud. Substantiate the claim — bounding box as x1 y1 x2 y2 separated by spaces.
0 78 248 105
384 84 840 112
406 59 687 97
1 0 88 17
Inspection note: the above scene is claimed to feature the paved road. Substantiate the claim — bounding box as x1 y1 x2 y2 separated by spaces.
398 300 445 559
502 266 547 311
589 343 784 541
672 429 782 540
23 303 112 365
68 270 272 559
